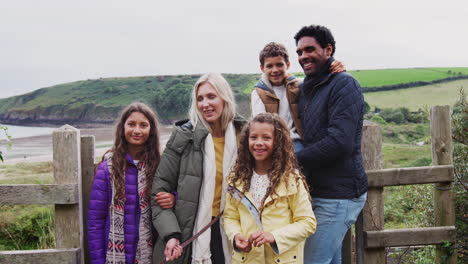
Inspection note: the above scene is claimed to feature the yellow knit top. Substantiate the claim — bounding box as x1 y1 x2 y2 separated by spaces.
212 136 225 216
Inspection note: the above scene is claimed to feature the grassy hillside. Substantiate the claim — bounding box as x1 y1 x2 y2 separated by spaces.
350 67 468 87
364 79 466 111
257 67 468 93
0 67 466 124
0 74 258 111
0 74 259 124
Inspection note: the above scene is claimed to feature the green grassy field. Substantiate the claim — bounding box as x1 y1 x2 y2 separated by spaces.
382 143 431 168
0 162 53 184
350 67 468 87
364 79 466 111
296 67 468 87
245 67 468 94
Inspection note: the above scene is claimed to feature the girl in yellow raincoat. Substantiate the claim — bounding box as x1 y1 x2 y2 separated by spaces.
223 113 317 263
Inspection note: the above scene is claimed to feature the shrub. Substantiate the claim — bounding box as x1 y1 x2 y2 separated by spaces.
409 108 429 123
380 108 405 124
0 126 12 162
376 107 428 124
364 101 370 114
384 185 434 227
152 83 191 121
370 115 387 125
399 107 410 121
0 206 55 250
451 88 467 262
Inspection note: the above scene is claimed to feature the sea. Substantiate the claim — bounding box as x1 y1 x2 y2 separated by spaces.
0 124 56 139
0 123 173 163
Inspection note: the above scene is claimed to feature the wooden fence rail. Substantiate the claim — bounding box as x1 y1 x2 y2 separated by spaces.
367 165 454 187
365 226 456 248
0 248 81 264
0 105 458 263
0 184 79 205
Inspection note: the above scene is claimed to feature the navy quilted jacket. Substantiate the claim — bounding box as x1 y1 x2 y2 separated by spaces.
296 71 368 199
87 153 142 264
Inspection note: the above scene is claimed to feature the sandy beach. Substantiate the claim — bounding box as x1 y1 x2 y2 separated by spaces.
0 126 173 165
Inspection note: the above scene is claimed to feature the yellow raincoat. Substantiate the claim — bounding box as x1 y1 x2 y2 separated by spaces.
223 173 316 263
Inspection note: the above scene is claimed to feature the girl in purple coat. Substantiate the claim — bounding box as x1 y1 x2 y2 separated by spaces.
88 102 173 264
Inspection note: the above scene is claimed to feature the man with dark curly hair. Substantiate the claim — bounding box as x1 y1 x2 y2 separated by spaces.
294 25 368 264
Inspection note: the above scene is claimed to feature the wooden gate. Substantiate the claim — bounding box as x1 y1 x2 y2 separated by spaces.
0 126 95 264
342 105 457 264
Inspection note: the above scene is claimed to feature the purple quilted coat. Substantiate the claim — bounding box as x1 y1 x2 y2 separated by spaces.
87 154 142 264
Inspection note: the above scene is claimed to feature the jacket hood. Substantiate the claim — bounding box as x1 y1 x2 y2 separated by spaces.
171 119 209 151
172 115 246 150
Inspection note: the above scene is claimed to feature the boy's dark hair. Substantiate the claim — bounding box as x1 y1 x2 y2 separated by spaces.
259 42 289 65
294 25 336 57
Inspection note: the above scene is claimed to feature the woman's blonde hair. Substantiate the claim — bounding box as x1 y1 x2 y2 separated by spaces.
189 73 236 132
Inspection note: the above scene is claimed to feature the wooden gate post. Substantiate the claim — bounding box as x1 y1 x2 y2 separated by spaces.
81 135 95 264
356 120 384 264
53 125 83 263
431 105 456 264
341 229 353 264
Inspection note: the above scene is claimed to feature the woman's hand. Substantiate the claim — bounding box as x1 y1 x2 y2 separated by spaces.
164 238 183 261
155 192 175 209
248 230 275 247
330 60 346 73
234 234 252 252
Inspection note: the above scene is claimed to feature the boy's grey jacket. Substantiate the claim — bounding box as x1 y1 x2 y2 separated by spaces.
150 116 246 264
297 66 368 199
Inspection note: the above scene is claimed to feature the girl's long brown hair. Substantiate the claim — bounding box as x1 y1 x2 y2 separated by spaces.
105 102 161 204
230 113 308 207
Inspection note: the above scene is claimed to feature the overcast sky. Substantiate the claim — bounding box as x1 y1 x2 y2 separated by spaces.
1 0 467 98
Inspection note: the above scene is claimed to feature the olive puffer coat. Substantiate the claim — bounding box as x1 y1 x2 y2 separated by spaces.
151 117 246 264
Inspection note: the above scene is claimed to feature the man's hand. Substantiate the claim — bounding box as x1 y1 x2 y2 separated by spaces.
248 230 275 247
164 238 182 261
234 234 252 252
155 192 175 209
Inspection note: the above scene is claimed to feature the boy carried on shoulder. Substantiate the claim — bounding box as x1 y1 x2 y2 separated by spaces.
251 42 345 152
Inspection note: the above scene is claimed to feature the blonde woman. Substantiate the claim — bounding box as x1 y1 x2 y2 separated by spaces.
151 73 246 264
